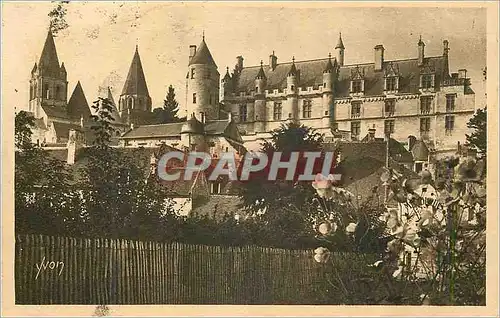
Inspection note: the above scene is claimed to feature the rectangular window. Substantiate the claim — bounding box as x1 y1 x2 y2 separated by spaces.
384 99 395 115
191 68 195 79
445 115 455 131
386 77 397 91
352 80 363 93
192 93 197 104
273 102 282 120
420 118 431 132
421 75 433 89
302 100 312 118
239 104 247 122
351 121 361 136
384 120 395 134
420 96 432 114
211 183 221 194
351 101 361 118
446 94 456 112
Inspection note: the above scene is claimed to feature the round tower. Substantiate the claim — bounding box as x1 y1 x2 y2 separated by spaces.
181 113 206 151
186 36 220 122
285 57 299 122
322 53 335 129
335 32 345 67
254 61 267 133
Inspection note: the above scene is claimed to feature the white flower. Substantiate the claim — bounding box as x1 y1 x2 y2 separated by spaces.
312 174 334 199
372 260 383 267
313 247 331 263
346 222 357 233
318 221 337 235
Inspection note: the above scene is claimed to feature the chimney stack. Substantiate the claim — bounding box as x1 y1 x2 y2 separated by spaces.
443 40 450 56
189 45 197 60
236 56 244 72
418 36 425 66
458 69 467 79
269 51 277 71
374 45 384 71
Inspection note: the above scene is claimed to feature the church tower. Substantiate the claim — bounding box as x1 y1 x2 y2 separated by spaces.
118 45 152 125
29 30 68 117
186 35 220 122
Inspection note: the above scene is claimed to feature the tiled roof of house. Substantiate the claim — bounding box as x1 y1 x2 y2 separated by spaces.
121 46 150 96
188 38 217 67
233 55 448 96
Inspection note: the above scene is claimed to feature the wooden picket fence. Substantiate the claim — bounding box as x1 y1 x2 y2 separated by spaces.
15 234 353 304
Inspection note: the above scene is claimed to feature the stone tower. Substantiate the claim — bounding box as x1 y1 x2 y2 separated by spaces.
254 61 267 132
322 54 336 128
29 30 68 117
118 45 152 125
335 32 345 67
186 36 220 122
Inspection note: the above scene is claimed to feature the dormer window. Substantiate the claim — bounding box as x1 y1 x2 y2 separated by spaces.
351 80 363 93
385 77 398 92
421 75 433 89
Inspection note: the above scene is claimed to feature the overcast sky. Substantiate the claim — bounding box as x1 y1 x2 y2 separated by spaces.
2 2 487 114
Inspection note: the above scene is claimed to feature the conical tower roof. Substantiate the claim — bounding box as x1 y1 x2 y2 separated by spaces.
188 36 217 67
121 45 150 96
335 32 345 49
67 81 91 121
223 67 231 81
288 57 298 76
181 113 204 134
324 53 334 73
39 30 61 76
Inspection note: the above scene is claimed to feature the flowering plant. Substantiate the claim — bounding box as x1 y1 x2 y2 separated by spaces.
311 156 486 305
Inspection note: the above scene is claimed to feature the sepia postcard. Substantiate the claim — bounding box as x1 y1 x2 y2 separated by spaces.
1 1 499 317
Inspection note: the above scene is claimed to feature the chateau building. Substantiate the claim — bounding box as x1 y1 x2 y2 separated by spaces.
120 36 246 158
220 34 476 158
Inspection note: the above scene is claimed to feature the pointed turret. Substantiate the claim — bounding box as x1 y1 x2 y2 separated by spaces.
288 57 298 76
188 36 217 67
335 32 345 66
121 45 150 96
60 62 67 75
38 30 61 76
256 60 267 80
335 32 345 49
31 63 38 74
67 81 91 121
223 67 232 81
324 53 334 73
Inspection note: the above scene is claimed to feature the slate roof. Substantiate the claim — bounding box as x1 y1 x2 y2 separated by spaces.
121 46 150 96
41 105 70 119
411 140 430 161
188 38 217 67
120 119 243 144
51 122 82 139
233 55 449 96
121 122 185 139
67 81 91 121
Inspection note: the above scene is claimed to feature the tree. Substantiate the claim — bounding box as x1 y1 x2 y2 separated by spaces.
236 123 336 247
152 85 184 124
15 111 80 236
466 107 486 157
79 97 177 239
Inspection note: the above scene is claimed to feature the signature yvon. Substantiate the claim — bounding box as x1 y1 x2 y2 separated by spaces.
35 256 64 280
